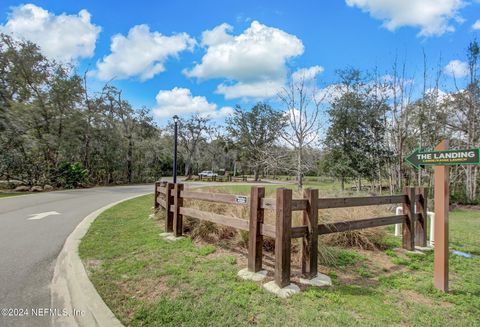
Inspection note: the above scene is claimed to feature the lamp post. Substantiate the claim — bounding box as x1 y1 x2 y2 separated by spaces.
172 115 179 184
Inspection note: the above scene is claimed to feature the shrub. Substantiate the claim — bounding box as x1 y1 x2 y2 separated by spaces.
323 228 387 250
56 162 89 188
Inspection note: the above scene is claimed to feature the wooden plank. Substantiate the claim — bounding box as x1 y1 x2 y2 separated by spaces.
402 187 415 250
318 215 406 235
157 187 167 195
260 223 276 238
157 198 167 209
302 188 318 278
317 195 407 209
415 187 428 247
181 191 250 206
173 184 184 237
165 183 174 233
260 198 307 211
179 207 249 231
248 187 265 272
154 181 160 209
291 226 308 238
275 188 292 288
260 198 276 210
292 199 308 211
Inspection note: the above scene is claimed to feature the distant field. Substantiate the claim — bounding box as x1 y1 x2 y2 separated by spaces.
196 180 380 198
80 193 480 327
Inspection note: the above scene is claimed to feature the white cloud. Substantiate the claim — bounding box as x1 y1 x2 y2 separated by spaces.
200 106 235 119
346 0 465 37
473 20 480 30
95 25 195 81
444 59 469 78
0 4 100 62
292 66 324 83
185 20 304 99
201 23 233 46
426 88 451 104
152 87 233 119
216 79 285 100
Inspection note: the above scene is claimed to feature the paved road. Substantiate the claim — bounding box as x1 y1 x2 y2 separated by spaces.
0 185 153 327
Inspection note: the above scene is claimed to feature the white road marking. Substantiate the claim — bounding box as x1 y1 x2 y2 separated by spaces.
27 211 61 220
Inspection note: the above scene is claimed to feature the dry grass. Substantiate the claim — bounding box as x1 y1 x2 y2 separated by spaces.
162 188 394 261
320 206 391 250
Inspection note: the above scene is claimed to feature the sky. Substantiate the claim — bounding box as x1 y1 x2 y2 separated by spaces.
0 0 479 123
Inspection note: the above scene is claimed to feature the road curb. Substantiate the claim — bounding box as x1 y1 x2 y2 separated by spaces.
50 193 150 327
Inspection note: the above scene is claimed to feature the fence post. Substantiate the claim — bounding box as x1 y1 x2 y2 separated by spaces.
248 186 265 272
302 188 319 279
165 183 175 232
173 183 184 237
275 188 292 288
415 187 428 247
154 181 160 210
402 187 416 250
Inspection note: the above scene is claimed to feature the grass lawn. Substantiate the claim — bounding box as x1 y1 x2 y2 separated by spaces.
80 195 480 327
0 192 28 198
196 181 374 198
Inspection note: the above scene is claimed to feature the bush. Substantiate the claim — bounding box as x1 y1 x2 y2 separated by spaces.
451 190 480 205
323 228 388 250
56 162 89 188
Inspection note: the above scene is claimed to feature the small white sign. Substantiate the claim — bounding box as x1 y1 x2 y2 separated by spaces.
235 196 248 204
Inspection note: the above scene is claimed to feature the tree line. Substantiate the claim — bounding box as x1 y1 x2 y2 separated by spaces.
0 34 479 203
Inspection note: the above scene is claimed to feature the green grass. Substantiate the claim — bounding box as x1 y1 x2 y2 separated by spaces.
198 181 375 198
80 195 480 327
0 192 28 198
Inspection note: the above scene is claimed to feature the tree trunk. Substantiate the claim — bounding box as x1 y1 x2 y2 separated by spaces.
465 165 476 203
297 147 303 189
127 136 133 183
185 160 191 179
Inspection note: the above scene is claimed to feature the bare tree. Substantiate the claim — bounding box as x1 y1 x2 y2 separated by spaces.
444 41 480 202
387 54 414 192
278 75 325 189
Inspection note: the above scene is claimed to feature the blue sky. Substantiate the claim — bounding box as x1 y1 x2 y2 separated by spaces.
1 1 479 123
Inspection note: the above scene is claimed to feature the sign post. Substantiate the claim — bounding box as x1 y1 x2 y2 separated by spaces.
433 140 449 292
405 142 480 292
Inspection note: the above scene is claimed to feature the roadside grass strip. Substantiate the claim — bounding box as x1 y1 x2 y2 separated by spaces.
80 195 480 327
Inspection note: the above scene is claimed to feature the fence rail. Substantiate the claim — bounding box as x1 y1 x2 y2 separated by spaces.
154 181 428 289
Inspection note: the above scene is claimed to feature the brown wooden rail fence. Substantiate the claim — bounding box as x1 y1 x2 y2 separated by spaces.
154 181 428 289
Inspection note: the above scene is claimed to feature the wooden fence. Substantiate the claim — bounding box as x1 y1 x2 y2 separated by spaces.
154 181 428 288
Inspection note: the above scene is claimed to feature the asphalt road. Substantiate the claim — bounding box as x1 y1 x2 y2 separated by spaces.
0 185 153 327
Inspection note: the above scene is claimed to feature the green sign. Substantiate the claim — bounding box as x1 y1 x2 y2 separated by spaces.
406 148 480 168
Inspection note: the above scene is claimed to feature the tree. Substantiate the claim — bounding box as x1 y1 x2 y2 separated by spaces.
226 103 285 181
387 55 414 192
168 114 212 179
323 69 390 191
0 33 163 186
278 74 325 189
444 40 480 202
323 69 366 190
